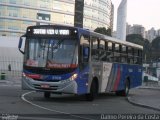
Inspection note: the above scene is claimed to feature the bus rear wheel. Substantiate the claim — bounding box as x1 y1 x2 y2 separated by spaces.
85 80 98 101
116 80 130 96
44 92 51 98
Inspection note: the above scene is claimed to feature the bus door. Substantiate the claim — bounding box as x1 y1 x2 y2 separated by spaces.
79 35 90 89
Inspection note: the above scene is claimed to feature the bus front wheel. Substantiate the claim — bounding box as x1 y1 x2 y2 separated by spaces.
85 80 98 101
44 92 51 98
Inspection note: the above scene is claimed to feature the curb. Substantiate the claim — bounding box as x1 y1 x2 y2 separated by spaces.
138 86 160 91
127 96 160 112
0 80 9 83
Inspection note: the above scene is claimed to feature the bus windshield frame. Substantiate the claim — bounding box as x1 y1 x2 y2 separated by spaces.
24 36 78 70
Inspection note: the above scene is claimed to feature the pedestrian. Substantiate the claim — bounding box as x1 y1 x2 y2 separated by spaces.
8 64 11 71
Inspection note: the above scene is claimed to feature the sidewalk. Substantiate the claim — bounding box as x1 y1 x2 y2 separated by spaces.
127 82 160 111
0 76 21 86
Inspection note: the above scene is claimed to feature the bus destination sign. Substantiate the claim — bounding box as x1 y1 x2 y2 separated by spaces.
33 29 70 35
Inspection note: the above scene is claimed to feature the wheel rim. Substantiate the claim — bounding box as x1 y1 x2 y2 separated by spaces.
125 81 129 95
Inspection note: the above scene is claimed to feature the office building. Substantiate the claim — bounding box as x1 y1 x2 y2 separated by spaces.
126 24 145 38
0 0 114 37
116 0 127 41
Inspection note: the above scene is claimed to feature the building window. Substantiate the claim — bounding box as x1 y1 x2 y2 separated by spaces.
9 0 16 4
37 13 51 21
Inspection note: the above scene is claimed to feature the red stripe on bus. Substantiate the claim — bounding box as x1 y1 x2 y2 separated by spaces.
113 66 121 91
26 74 41 79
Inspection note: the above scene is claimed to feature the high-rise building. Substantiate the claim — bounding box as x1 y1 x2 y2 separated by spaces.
131 24 145 38
116 0 127 41
156 29 160 37
146 27 156 42
126 23 132 35
110 3 114 32
126 24 145 38
0 0 114 37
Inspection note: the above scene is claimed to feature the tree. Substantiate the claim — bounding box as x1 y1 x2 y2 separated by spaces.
151 37 160 50
151 37 160 61
94 27 112 36
126 34 144 45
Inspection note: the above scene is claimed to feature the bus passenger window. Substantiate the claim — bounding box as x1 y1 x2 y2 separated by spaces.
122 45 127 53
99 40 105 49
91 37 99 61
128 56 134 64
115 44 120 52
106 52 114 62
92 49 99 61
134 57 138 64
80 35 89 46
99 51 106 61
134 49 139 56
108 42 112 51
128 47 133 56
114 52 121 62
92 38 98 49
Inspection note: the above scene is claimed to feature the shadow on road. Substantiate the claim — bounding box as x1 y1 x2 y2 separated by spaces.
28 92 123 104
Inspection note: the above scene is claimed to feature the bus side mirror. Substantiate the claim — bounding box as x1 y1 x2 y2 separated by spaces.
18 35 25 54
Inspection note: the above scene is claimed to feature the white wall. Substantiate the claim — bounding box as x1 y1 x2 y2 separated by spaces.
0 36 23 71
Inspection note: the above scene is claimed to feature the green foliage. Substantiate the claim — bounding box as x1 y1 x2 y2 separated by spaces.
94 27 112 36
151 37 160 61
126 34 144 45
151 37 160 50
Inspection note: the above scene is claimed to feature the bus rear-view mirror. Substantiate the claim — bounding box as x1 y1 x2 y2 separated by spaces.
18 35 26 54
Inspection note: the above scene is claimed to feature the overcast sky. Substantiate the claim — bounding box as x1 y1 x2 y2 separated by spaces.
112 0 160 31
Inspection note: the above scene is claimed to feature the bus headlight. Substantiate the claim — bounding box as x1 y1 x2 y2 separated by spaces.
70 73 78 81
61 74 78 84
22 72 26 77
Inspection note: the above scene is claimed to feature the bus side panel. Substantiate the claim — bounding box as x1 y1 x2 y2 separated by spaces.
131 65 142 88
118 64 142 91
106 63 142 92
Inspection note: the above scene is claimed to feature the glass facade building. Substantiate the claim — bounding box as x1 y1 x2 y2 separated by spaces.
0 0 113 37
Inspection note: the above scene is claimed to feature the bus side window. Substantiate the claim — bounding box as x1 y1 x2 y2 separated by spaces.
99 39 106 61
138 50 143 65
114 43 121 62
91 37 99 61
121 45 127 63
128 47 134 64
99 40 105 49
108 42 112 51
107 42 114 62
134 49 139 64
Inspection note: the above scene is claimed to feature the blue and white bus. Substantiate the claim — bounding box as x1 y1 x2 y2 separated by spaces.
18 25 143 101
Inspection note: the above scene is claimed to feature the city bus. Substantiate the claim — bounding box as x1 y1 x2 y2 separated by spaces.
18 25 143 101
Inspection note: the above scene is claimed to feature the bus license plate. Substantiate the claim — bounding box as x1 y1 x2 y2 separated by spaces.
41 84 50 89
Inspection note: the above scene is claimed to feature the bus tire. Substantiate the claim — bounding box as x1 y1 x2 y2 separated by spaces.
44 92 51 98
116 80 130 97
85 80 98 101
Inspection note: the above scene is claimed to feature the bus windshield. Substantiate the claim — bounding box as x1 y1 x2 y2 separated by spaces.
25 38 78 69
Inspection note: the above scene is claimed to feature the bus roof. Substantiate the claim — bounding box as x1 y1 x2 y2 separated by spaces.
26 25 143 50
88 30 143 50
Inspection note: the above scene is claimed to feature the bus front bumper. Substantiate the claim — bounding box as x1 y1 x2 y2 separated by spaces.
22 76 78 94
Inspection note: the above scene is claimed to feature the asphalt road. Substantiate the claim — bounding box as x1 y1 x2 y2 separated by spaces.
0 85 159 120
